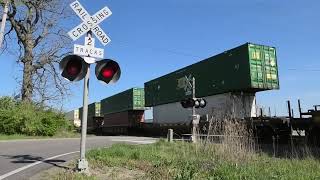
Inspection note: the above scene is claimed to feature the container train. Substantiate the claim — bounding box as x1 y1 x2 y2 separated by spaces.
66 42 320 145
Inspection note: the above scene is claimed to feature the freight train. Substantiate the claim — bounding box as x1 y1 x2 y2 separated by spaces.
66 42 320 145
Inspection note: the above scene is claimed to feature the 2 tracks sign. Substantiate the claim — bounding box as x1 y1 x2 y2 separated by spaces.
68 0 113 60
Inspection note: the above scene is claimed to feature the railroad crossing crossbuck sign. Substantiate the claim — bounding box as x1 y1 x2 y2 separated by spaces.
177 75 193 96
68 0 111 45
68 0 112 60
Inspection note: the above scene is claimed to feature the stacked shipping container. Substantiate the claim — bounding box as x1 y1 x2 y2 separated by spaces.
101 88 146 115
145 43 279 107
145 43 279 124
100 88 147 134
101 110 145 134
153 92 256 124
65 109 80 127
68 42 280 134
79 102 101 132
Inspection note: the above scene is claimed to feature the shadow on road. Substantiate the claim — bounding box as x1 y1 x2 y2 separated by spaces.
0 154 70 170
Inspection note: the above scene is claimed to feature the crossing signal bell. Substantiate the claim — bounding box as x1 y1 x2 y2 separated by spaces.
95 59 121 84
181 98 206 108
59 55 89 82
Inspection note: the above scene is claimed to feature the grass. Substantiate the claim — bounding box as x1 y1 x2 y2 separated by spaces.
0 134 46 140
53 140 320 180
0 131 81 141
52 119 320 179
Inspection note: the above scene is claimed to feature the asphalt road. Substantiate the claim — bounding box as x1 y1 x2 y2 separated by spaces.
0 136 157 180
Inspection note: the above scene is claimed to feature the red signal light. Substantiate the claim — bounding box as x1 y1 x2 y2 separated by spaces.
102 67 114 78
66 60 82 76
95 59 121 85
59 55 88 82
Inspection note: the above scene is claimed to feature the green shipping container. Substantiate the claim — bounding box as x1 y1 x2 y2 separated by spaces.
145 43 279 107
101 88 146 115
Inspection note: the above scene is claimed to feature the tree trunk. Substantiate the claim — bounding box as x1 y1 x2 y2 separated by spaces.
21 50 34 102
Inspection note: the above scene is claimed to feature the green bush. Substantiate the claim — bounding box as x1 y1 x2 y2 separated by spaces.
0 96 73 136
0 96 16 110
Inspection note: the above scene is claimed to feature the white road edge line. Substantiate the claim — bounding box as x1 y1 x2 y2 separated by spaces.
0 151 79 180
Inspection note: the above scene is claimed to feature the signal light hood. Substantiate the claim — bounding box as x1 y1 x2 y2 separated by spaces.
59 55 89 82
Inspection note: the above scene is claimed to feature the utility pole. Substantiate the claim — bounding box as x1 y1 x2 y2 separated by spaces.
191 77 197 143
0 0 9 49
192 77 196 118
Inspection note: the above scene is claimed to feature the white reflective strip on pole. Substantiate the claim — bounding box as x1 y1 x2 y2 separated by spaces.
0 0 9 49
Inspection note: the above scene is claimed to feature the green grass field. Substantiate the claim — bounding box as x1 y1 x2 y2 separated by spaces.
53 140 320 180
0 131 80 141
0 134 46 140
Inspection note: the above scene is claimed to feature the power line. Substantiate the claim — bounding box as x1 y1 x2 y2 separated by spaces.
113 41 320 72
116 41 203 59
287 68 320 72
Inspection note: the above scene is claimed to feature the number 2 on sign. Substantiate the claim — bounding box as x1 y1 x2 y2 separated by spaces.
87 38 92 46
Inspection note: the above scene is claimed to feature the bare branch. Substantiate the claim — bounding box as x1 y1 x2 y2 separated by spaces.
24 1 33 31
3 23 13 39
2 0 72 105
30 1 40 26
8 0 17 18
33 22 50 47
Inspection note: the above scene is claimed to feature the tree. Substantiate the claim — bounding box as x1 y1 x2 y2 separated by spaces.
0 0 72 104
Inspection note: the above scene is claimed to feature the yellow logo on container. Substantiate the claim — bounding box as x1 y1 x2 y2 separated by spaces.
252 51 261 60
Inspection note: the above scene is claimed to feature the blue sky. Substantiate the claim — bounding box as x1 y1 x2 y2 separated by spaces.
0 0 319 116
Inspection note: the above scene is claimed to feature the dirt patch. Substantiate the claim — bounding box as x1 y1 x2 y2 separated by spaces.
91 166 146 180
30 160 146 180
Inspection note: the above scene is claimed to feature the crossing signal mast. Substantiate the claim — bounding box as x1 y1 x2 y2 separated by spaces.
60 1 120 172
180 77 206 143
181 98 206 109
